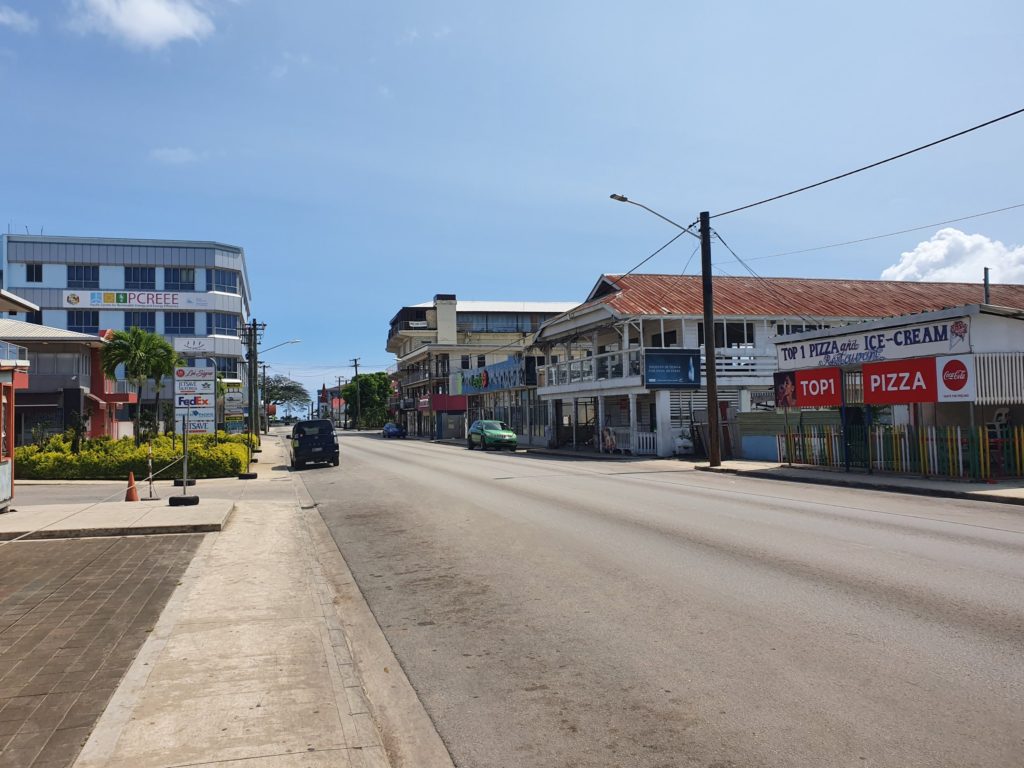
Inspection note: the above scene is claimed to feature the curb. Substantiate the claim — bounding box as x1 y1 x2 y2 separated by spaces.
696 465 1024 507
292 465 456 768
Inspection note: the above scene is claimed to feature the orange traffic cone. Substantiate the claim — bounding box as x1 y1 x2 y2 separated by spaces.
125 471 140 502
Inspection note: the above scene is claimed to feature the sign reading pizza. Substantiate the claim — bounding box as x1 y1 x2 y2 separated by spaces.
863 358 937 404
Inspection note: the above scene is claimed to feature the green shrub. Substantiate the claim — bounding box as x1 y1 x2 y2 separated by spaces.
15 435 250 480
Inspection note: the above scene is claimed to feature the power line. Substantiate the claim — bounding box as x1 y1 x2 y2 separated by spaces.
720 201 1024 265
712 230 820 327
712 106 1024 219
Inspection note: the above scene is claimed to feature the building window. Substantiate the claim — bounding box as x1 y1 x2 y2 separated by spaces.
67 265 99 289
26 310 42 325
26 263 43 283
124 311 156 333
777 323 826 336
207 269 239 294
651 330 678 348
213 356 239 376
461 355 471 369
698 321 755 348
67 310 99 334
477 355 486 368
164 267 195 291
164 312 195 336
125 267 156 290
207 312 239 336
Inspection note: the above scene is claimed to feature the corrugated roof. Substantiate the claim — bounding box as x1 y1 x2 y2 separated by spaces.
0 318 103 344
411 300 579 313
584 274 1024 318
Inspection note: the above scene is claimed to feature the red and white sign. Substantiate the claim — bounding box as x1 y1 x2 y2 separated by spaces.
863 358 937 404
795 368 842 407
936 355 976 402
174 367 216 382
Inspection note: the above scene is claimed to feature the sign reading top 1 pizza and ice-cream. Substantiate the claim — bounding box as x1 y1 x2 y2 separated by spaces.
776 316 971 371
63 291 211 309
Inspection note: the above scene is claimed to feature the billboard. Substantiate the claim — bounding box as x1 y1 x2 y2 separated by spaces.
777 317 971 371
936 355 977 403
774 368 843 408
643 349 701 389
64 291 212 309
863 358 937 405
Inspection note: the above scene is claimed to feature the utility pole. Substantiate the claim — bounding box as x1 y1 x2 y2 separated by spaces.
351 358 361 430
336 375 346 428
699 211 721 467
260 363 269 434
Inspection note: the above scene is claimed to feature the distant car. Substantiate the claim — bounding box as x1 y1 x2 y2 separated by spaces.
467 420 518 451
382 422 407 439
288 419 339 469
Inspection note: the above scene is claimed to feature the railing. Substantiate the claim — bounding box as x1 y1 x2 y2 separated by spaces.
777 425 1024 481
543 348 777 389
388 321 436 339
0 340 28 362
107 379 137 395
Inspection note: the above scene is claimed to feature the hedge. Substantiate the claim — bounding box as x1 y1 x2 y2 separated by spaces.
14 432 257 480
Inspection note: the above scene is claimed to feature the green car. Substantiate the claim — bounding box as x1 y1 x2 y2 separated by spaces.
467 420 518 451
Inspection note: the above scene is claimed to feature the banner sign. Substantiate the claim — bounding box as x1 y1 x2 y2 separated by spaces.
936 355 977 402
643 349 701 389
174 379 215 395
174 338 217 355
452 358 525 395
175 393 214 409
777 317 970 371
174 367 216 382
64 291 211 309
774 367 843 408
863 358 937 404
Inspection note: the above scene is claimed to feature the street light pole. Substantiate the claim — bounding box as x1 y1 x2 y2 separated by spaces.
610 194 721 467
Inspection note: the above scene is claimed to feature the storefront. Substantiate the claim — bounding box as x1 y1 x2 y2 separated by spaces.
771 304 1024 479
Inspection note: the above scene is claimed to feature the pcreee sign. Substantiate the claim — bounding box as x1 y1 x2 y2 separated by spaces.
863 358 936 404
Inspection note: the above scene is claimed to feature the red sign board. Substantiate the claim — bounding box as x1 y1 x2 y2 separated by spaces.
863 358 937 404
774 368 842 408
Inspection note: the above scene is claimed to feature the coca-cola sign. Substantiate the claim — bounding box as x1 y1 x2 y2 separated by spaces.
936 355 976 402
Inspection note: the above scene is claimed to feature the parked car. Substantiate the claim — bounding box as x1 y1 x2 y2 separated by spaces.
288 419 339 469
467 420 518 451
382 422 407 439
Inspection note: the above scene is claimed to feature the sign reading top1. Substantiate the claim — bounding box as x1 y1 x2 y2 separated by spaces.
776 317 971 371
63 291 211 309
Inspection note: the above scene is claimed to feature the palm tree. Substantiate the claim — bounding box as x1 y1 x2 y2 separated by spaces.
150 342 183 435
100 327 178 444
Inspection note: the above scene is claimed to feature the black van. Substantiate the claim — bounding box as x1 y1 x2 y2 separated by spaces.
288 419 339 469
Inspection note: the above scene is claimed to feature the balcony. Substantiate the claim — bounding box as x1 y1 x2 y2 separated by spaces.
538 347 778 396
0 341 28 364
388 321 436 340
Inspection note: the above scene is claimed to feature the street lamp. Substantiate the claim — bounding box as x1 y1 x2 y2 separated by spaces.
258 338 302 355
610 194 721 467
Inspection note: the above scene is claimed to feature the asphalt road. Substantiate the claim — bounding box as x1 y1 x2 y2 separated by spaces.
305 432 1024 768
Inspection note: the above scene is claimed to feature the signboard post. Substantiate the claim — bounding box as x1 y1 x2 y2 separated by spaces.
173 367 216 436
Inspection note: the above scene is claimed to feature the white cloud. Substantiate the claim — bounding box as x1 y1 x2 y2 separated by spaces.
880 228 1024 283
70 0 214 49
150 146 200 164
0 5 37 32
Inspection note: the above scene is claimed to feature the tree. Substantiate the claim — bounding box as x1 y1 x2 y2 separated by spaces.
341 372 392 428
263 374 310 413
100 327 179 444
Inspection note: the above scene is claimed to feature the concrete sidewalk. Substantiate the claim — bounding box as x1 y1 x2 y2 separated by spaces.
698 459 1024 507
0 431 455 768
59 432 453 768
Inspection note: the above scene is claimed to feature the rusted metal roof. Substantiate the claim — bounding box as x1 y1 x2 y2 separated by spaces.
583 274 1024 318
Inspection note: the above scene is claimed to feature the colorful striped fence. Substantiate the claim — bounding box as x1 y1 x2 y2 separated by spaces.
777 425 1024 481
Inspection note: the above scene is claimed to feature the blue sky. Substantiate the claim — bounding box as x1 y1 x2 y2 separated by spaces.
1 1 1022 396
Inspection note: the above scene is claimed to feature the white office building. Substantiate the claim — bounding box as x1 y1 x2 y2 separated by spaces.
1 235 251 384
